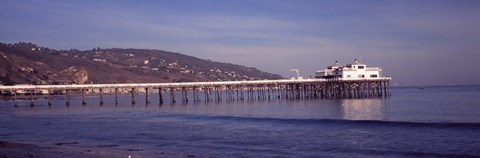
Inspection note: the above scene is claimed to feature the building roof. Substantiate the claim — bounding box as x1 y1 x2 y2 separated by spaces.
346 59 365 66
330 61 343 68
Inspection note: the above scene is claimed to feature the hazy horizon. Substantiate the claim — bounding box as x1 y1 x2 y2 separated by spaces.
1 0 479 86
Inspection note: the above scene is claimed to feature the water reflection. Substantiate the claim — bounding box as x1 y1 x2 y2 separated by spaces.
339 99 384 120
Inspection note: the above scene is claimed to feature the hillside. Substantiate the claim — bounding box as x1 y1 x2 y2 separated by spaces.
0 42 283 85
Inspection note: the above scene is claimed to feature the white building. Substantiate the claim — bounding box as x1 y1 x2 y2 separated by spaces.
315 59 382 79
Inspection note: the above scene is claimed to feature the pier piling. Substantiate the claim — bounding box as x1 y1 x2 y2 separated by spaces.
82 89 86 105
14 91 17 107
145 87 150 105
66 90 70 106
131 88 136 105
30 90 34 107
170 87 176 103
115 88 118 105
47 90 51 106
158 87 163 105
99 88 104 105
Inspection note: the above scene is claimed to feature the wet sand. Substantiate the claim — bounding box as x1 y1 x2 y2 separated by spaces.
0 141 191 158
0 140 112 158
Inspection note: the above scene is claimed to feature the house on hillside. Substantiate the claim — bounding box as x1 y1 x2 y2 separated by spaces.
315 59 382 79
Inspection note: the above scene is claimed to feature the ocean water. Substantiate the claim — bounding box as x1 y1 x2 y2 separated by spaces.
1 85 480 157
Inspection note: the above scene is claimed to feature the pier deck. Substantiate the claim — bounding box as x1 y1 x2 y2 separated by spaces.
0 78 391 106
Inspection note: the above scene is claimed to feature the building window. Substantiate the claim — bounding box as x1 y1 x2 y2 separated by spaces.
358 66 364 69
370 74 378 78
358 75 364 78
347 75 351 78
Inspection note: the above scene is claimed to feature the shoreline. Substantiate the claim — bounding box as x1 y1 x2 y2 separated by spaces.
0 140 120 158
0 140 191 158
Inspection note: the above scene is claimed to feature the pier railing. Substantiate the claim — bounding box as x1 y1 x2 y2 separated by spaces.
0 77 391 90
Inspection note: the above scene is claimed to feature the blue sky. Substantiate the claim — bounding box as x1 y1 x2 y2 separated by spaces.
1 0 480 85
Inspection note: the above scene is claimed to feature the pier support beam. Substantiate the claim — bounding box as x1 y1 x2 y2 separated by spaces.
82 89 86 105
99 88 104 105
215 86 221 101
115 88 119 105
181 87 188 103
14 91 17 107
131 88 136 105
239 86 244 101
47 90 51 106
196 87 200 102
383 81 388 98
30 90 34 107
170 87 176 103
145 87 150 105
158 87 163 105
192 87 198 102
207 87 212 101
388 81 392 96
65 90 70 106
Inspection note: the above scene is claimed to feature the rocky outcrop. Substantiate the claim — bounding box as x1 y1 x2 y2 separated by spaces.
74 70 88 84
59 67 89 84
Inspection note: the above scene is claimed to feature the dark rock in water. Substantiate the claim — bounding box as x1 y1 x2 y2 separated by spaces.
54 142 78 146
96 144 119 148
0 141 33 148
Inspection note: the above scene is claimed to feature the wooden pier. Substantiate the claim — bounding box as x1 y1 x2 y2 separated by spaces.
0 78 391 106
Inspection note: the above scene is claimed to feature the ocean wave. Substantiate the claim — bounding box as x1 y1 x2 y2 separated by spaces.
171 114 480 129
